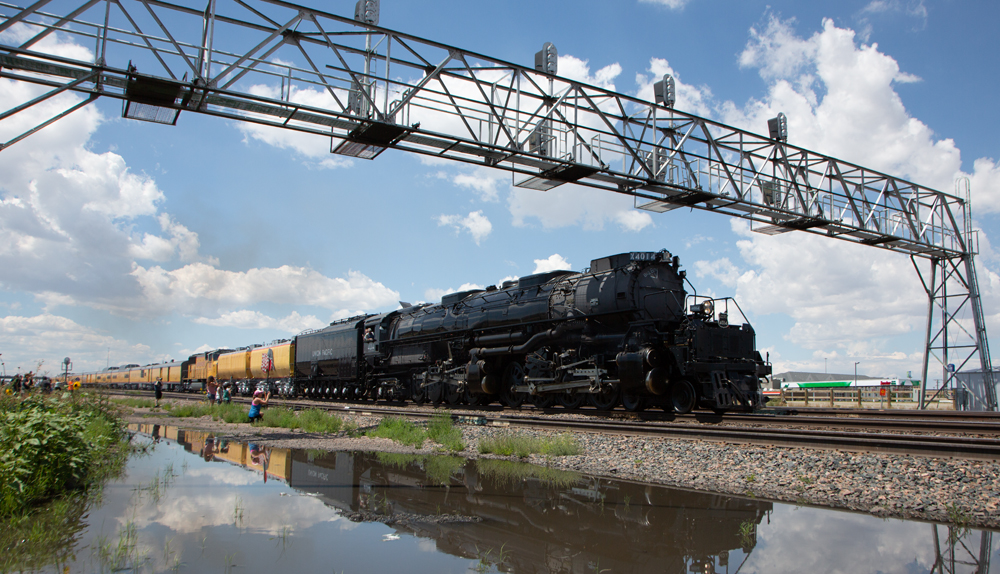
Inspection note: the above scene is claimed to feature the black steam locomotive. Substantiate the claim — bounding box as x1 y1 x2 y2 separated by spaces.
285 249 769 414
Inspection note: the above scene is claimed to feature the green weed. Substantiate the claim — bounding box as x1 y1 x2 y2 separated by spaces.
426 413 465 452
477 432 581 457
425 455 465 485
367 417 427 447
476 459 581 489
738 519 756 549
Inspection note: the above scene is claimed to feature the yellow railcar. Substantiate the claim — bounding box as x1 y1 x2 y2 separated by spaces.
217 349 251 383
250 341 295 379
140 361 184 391
128 365 145 389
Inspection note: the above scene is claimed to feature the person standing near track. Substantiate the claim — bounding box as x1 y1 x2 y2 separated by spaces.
206 376 219 404
153 377 163 407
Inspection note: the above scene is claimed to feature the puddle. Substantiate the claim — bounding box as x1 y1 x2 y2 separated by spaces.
9 423 998 573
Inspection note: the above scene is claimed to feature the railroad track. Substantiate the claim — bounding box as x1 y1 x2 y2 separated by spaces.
110 390 1000 460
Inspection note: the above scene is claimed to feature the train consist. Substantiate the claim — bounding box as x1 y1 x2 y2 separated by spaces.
78 250 770 413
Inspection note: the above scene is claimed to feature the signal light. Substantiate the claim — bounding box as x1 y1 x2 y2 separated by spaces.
654 74 675 107
535 42 558 75
768 112 787 142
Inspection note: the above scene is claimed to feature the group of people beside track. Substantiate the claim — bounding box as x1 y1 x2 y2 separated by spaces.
4 372 59 395
190 376 271 423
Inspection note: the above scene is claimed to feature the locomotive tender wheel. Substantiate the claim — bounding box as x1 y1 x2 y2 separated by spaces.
531 394 555 408
588 384 621 411
557 392 586 409
621 392 646 412
670 379 696 415
500 362 527 408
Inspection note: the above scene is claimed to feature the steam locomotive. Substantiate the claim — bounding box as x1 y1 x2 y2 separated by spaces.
84 250 770 414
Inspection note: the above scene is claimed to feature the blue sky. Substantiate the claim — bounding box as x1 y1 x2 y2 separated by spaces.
1 0 999 382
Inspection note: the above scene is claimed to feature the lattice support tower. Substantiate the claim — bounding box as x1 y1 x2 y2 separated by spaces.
930 525 992 574
0 0 994 409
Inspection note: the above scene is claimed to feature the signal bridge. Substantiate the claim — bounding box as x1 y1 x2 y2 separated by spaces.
0 0 994 409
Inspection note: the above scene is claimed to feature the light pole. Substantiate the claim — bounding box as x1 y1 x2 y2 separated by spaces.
855 362 861 407
62 357 72 390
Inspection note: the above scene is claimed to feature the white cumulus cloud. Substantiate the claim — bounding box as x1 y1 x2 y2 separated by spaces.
193 310 328 333
638 0 690 10
533 254 572 273
682 16 1000 376
436 211 493 245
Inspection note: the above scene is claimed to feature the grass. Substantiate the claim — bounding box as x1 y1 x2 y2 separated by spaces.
110 397 157 409
477 432 581 458
164 402 352 433
366 414 466 451
425 455 465 485
426 413 465 452
476 458 581 489
367 416 427 447
375 451 424 468
738 519 756 549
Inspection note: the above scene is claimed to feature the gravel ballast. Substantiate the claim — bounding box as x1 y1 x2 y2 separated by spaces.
125 405 1000 530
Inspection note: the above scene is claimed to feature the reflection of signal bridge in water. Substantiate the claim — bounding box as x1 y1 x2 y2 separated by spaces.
0 0 993 410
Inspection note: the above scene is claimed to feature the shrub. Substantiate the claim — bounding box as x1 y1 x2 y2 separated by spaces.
0 394 128 516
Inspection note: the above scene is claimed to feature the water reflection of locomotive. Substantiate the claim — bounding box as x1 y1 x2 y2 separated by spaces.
87 250 770 413
291 450 772 573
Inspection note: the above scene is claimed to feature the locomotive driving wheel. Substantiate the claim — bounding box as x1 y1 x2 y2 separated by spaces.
669 379 696 414
410 378 426 405
446 384 464 405
621 392 646 412
557 392 586 409
500 361 527 408
588 384 621 411
427 382 444 405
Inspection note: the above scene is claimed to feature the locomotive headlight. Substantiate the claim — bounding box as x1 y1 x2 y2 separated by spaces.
690 300 715 317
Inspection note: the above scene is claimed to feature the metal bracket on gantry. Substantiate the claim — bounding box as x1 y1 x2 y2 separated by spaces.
0 0 994 408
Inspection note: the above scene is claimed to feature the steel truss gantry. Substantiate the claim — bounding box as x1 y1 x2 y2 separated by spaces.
0 0 994 409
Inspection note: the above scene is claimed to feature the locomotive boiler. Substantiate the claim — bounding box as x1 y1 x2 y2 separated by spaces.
292 249 769 413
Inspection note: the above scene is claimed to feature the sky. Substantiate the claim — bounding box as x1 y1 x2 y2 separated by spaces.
1 0 999 383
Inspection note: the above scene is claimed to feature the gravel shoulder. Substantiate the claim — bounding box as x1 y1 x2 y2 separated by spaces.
124 405 1000 530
